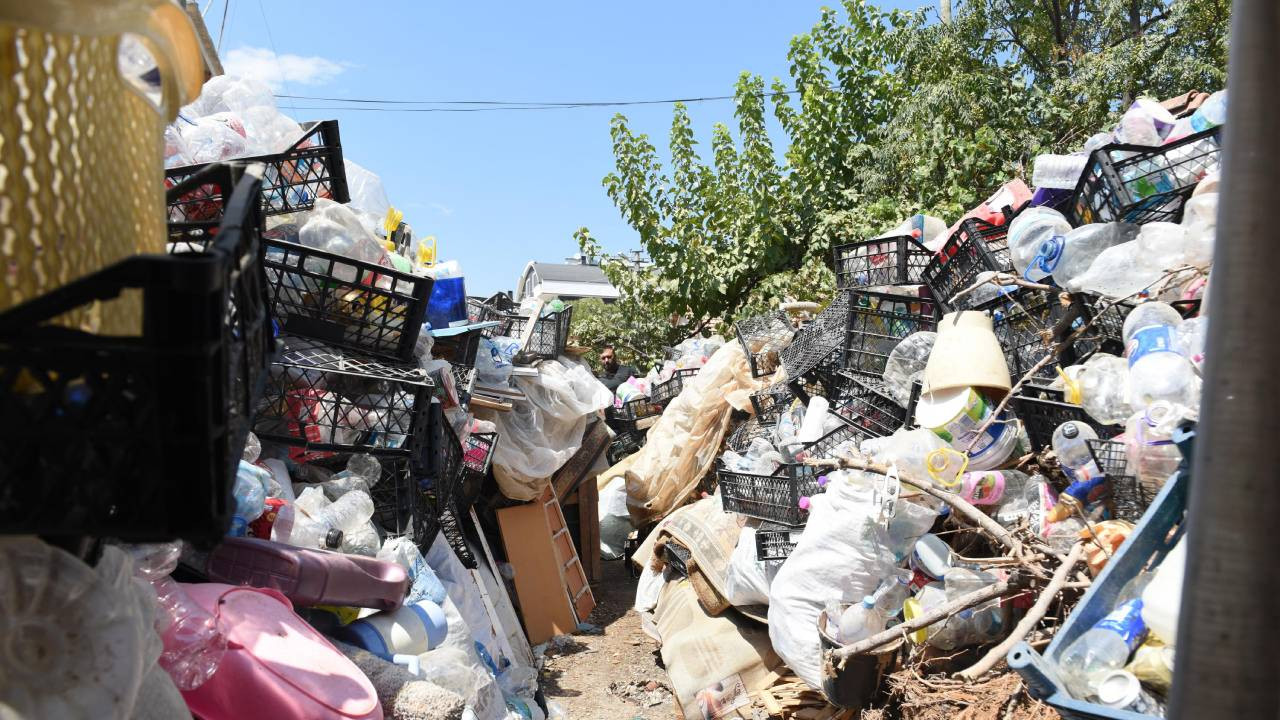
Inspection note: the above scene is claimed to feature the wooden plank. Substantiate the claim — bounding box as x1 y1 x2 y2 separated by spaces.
577 476 602 582
496 497 579 644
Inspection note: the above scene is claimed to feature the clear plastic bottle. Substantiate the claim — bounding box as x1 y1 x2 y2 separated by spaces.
872 568 915 618
1076 353 1133 426
1189 89 1227 133
882 332 937 406
1052 421 1101 480
942 568 1004 647
1007 207 1072 280
956 470 1033 507
271 502 344 550
1058 598 1149 698
1033 223 1136 287
838 596 887 645
1123 301 1200 409
1032 153 1090 190
315 490 376 534
128 543 227 691
1124 401 1193 490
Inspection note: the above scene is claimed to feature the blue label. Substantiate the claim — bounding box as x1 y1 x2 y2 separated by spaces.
1126 325 1178 368
1063 474 1107 505
1094 598 1148 650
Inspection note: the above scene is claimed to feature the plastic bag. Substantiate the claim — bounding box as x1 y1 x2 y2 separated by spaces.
177 112 249 164
298 198 391 276
767 473 903 689
477 337 520 385
723 524 782 607
344 159 393 237
598 477 633 560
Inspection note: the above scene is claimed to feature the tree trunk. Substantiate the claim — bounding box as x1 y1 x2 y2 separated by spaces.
939 0 951 23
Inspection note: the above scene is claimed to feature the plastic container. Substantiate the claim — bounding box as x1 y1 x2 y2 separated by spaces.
427 276 468 330
0 165 270 542
832 235 932 289
1008 426 1191 720
842 291 939 379
817 607 901 710
261 237 433 362
1070 128 1222 226
922 217 1017 311
736 311 795 378
253 339 434 466
330 600 448 661
206 537 410 610
166 120 350 220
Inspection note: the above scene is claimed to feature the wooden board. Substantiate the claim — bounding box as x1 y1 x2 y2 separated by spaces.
552 418 610 502
576 477 602 582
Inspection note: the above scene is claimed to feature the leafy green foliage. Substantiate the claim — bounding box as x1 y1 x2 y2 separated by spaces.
579 0 1228 340
567 296 677 374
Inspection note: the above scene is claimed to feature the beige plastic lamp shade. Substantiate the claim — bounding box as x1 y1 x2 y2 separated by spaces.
922 311 1012 396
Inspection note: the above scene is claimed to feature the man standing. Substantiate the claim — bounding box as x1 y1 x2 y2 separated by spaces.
597 344 637 393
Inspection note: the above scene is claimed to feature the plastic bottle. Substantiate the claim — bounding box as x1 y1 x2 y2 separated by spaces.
1124 401 1192 492
315 490 377 535
796 396 831 444
1058 597 1149 698
271 502 345 550
942 568 1004 647
1076 353 1133 426
1189 89 1227 133
341 521 383 557
1122 301 1200 409
882 332 937 406
1007 207 1072 280
1030 223 1136 287
378 536 448 606
1032 153 1090 190
837 596 887 645
242 432 262 463
128 542 227 691
955 470 1033 507
1052 422 1101 480
872 568 915 618
1177 316 1208 372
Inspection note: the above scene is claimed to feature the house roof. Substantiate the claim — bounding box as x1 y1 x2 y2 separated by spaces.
531 262 610 284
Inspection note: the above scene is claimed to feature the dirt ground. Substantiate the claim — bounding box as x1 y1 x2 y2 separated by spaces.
540 557 676 719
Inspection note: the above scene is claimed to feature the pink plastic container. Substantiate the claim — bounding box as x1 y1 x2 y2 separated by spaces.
206 537 409 611
181 583 382 720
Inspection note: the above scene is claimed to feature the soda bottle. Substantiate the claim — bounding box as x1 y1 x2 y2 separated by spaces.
837 596 887 645
1122 301 1200 409
1057 598 1149 698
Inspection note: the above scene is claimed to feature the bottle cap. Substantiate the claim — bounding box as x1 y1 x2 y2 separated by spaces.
861 595 876 609
324 529 344 549
798 496 811 510
1096 669 1141 708
1061 422 1080 439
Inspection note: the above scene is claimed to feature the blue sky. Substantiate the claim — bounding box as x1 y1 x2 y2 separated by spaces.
212 0 920 295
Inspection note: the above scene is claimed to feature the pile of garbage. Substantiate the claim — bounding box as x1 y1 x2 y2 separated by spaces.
617 91 1218 719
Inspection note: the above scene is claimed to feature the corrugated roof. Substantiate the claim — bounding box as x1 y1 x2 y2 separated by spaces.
532 262 610 284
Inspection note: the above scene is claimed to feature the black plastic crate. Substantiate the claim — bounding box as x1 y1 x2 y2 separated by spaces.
831 374 908 438
1011 391 1121 452
781 291 853 382
0 165 271 543
718 423 864 525
1087 439 1150 523
608 430 647 465
736 312 794 378
456 431 498 512
755 521 801 561
604 404 639 436
433 328 484 369
1070 128 1222 225
166 120 350 221
488 306 573 360
832 235 932 289
437 502 477 568
253 338 433 465
261 239 432 363
922 218 1015 311
750 382 795 424
650 367 699 406
842 290 939 378
984 290 1124 382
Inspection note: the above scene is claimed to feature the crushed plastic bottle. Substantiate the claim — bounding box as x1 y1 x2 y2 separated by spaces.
1058 598 1149 698
882 332 937 405
1076 353 1133 426
1124 401 1194 490
378 536 448 606
128 543 227 691
1031 223 1136 287
1007 207 1072 280
941 568 1004 647
837 596 886 645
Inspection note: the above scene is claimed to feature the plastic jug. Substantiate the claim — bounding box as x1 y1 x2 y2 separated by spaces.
206 537 409 611
330 600 449 661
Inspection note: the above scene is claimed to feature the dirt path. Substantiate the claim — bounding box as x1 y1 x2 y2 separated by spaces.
540 558 675 719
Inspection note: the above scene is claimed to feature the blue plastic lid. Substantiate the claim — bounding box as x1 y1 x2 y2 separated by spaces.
861 595 876 609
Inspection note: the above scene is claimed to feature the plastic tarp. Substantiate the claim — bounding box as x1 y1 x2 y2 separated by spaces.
484 358 612 502
623 342 764 526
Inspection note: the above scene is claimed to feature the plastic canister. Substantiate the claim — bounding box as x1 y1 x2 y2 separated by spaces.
915 387 1016 464
427 277 468 329
330 600 448 661
908 533 952 585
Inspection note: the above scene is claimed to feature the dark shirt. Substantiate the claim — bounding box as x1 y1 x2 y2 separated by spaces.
598 363 638 393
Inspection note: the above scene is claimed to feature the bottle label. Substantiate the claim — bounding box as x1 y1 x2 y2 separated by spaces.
1063 474 1108 505
1094 599 1148 650
1126 325 1178 367
962 472 1007 505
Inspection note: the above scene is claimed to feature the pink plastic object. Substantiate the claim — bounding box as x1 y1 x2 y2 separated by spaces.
180 583 382 720
206 537 409 611
942 179 1032 239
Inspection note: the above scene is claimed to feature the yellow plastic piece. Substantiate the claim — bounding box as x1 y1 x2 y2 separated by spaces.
383 206 403 236
416 235 437 268
901 597 929 644
0 1 202 334
925 447 968 488
1057 366 1083 405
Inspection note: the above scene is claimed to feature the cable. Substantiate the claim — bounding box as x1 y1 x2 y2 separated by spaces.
257 0 299 117
273 88 812 113
216 0 230 53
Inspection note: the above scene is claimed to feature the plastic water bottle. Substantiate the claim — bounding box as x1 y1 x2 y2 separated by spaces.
1032 153 1090 190
837 596 886 645
872 568 915 618
882 332 937 406
1031 223 1137 287
1122 301 1200 408
1052 422 1101 480
1124 401 1192 488
1058 598 1149 698
271 502 344 550
942 568 1004 647
956 470 1033 507
1007 207 1071 280
1189 89 1227 133
1076 353 1133 426
315 490 376 534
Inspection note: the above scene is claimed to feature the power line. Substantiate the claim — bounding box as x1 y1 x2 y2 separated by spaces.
256 0 300 117
272 88 809 112
216 0 230 53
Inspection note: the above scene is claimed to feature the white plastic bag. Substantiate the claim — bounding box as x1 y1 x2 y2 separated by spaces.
722 524 783 607
298 198 390 275
476 337 520 385
767 474 906 689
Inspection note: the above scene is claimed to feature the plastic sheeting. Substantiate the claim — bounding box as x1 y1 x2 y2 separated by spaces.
722 524 781 608
484 358 612 501
623 341 763 526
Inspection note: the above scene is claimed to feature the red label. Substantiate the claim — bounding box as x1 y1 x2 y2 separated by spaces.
249 498 286 539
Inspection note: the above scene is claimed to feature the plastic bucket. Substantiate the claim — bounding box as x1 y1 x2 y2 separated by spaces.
817 607 900 710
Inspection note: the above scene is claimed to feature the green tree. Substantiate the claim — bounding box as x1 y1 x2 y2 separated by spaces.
580 0 1228 339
